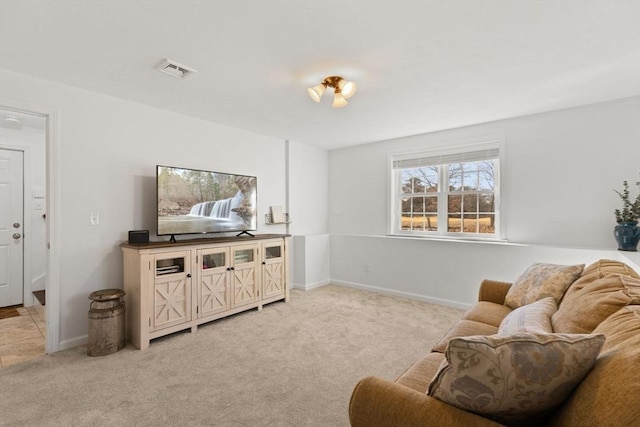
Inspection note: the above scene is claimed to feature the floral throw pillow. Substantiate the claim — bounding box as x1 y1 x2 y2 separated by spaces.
498 297 557 334
504 263 584 309
427 333 605 426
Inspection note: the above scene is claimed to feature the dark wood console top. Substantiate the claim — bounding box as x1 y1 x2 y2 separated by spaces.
120 233 290 250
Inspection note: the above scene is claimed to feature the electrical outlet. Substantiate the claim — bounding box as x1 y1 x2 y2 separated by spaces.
90 212 100 225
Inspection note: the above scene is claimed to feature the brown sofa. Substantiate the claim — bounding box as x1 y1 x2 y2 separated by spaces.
349 259 640 426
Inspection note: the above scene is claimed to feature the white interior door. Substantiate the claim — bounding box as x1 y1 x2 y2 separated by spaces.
0 148 24 307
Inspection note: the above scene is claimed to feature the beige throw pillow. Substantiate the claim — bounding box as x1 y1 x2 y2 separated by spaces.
427 333 605 426
498 297 556 334
504 263 584 309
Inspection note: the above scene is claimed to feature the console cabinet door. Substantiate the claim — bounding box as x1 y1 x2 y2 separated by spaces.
231 244 258 308
152 251 192 331
262 240 285 299
198 247 231 318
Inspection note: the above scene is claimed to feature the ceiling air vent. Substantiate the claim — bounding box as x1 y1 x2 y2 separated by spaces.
156 59 196 79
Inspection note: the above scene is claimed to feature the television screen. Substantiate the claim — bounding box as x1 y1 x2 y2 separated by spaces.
157 165 257 237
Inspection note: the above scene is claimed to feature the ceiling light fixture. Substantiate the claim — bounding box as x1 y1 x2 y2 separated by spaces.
307 76 357 108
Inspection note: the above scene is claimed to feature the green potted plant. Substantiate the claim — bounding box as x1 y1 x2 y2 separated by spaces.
613 179 640 251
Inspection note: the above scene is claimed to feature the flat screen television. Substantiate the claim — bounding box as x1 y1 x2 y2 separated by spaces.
157 165 257 239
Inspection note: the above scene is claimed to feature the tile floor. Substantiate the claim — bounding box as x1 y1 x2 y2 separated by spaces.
0 305 46 368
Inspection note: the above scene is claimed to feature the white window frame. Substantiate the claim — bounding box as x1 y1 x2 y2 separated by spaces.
389 140 503 240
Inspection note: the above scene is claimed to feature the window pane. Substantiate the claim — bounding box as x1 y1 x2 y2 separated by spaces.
411 197 425 213
448 164 462 191
447 214 462 232
462 171 479 190
478 161 495 191
401 198 411 213
401 167 438 194
479 194 495 213
424 215 437 231
407 215 422 230
463 194 478 212
448 194 461 213
401 170 417 194
400 213 437 231
414 214 428 230
425 196 438 213
479 214 495 233
463 214 478 233
422 167 439 192
462 162 480 190
401 213 411 230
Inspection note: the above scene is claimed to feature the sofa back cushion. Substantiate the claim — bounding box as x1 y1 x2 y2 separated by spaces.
560 259 640 303
504 263 584 309
552 273 640 334
548 306 640 426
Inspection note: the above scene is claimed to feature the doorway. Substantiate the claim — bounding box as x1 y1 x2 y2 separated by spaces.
0 107 50 366
0 148 25 307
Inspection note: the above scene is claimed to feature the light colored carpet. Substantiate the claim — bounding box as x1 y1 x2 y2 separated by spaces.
0 285 463 426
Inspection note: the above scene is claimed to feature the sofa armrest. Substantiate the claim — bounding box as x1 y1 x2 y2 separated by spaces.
349 376 504 427
478 279 512 304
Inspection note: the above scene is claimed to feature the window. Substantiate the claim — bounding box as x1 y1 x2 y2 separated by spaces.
391 145 500 238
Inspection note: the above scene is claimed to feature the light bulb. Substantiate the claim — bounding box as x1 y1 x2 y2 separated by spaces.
339 80 357 99
332 92 348 108
307 84 326 102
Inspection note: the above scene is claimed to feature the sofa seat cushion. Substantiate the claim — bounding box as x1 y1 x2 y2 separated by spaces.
395 352 446 393
548 306 640 426
428 333 605 427
552 273 640 334
462 301 513 327
504 263 584 309
498 297 556 334
432 320 498 353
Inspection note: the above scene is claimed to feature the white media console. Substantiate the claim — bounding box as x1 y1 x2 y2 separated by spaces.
121 234 289 349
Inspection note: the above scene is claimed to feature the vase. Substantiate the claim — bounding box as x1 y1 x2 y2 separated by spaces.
614 221 640 251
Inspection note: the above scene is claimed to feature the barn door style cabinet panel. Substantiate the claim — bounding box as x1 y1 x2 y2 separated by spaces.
121 234 289 350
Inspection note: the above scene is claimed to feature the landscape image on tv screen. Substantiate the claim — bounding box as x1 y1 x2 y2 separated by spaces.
157 165 257 236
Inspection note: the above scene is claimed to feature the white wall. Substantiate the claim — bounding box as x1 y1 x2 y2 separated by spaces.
291 234 330 289
330 235 639 308
329 97 640 306
0 69 293 349
288 140 330 287
288 140 329 236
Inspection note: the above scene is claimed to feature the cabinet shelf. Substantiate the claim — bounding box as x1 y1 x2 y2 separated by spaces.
156 266 181 275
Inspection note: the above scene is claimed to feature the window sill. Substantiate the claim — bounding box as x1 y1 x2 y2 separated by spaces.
387 233 517 246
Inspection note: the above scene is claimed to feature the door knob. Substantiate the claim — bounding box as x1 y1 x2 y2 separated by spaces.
13 233 22 240
13 223 20 228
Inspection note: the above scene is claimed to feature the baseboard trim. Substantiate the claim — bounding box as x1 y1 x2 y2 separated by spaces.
330 279 471 310
59 334 87 352
290 279 331 291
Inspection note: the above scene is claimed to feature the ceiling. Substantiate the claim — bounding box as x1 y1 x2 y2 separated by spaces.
1 1 639 150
